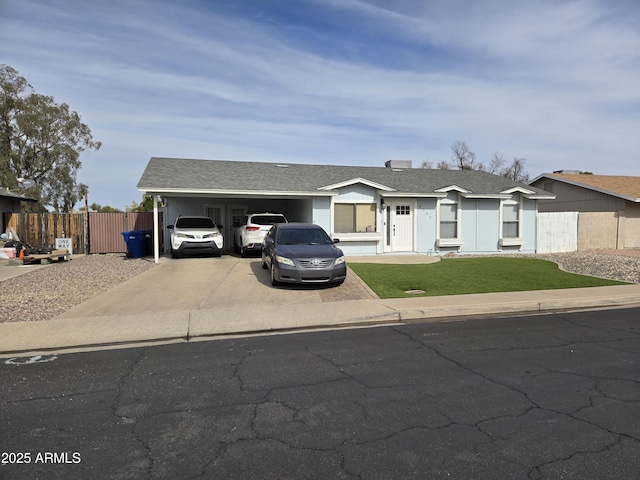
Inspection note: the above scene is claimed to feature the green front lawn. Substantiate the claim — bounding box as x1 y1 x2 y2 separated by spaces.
349 257 627 299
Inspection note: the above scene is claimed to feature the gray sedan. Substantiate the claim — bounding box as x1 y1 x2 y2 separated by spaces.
261 223 347 286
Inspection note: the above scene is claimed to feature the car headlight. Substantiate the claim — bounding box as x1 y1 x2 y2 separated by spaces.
175 233 187 238
275 255 295 266
335 256 346 265
212 232 221 237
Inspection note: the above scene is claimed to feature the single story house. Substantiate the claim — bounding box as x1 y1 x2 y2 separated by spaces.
137 158 555 259
530 172 640 250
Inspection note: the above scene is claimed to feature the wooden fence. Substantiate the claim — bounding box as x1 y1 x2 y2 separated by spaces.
4 212 87 254
3 212 163 255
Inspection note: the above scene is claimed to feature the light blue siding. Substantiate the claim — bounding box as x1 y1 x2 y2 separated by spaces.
312 196 332 232
338 242 378 255
416 198 437 253
335 184 377 202
460 199 500 253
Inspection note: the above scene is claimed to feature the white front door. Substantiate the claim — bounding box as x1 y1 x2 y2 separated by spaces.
389 203 413 252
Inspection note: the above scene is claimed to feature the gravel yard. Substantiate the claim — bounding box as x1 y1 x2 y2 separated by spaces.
0 251 638 324
529 251 640 284
1 254 156 323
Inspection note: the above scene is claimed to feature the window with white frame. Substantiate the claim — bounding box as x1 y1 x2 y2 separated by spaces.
502 197 520 238
335 203 376 233
439 193 459 239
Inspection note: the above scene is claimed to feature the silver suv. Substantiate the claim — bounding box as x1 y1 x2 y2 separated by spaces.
234 212 287 257
168 215 223 258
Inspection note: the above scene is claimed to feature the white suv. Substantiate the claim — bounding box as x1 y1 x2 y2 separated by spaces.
168 215 223 258
234 212 287 256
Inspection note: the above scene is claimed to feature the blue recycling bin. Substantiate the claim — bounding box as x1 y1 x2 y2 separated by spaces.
121 230 146 258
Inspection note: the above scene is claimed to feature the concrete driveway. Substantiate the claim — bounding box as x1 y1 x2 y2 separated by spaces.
55 254 378 320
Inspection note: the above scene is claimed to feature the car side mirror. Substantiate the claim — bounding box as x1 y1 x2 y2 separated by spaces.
167 225 174 230
333 238 340 244
217 225 223 230
264 237 274 244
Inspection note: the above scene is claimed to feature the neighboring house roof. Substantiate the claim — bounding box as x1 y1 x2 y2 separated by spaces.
530 173 640 203
138 157 554 199
0 188 38 202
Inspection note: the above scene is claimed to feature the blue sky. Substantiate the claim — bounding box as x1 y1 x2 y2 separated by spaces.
1 0 639 209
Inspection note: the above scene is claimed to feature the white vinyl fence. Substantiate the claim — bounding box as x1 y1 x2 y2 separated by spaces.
537 211 578 253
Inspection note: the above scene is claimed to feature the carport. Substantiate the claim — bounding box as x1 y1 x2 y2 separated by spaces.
137 158 335 263
156 194 320 254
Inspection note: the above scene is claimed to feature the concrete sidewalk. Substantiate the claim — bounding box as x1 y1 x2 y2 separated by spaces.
1 254 639 357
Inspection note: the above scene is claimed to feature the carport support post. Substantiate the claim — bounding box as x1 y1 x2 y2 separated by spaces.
153 195 160 264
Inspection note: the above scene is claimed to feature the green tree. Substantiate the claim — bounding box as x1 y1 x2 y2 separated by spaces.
0 65 101 212
88 202 122 213
126 194 160 212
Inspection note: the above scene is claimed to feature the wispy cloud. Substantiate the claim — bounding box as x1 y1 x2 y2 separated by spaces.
1 0 638 207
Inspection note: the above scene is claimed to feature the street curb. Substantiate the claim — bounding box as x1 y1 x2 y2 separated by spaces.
2 289 639 357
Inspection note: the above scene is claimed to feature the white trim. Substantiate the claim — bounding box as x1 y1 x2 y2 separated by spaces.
499 194 524 250
435 185 472 193
334 232 383 242
138 187 337 197
153 195 160 264
386 200 416 252
524 194 556 200
436 238 464 248
500 186 535 195
499 237 525 247
318 177 395 192
435 192 463 251
461 193 512 199
333 201 378 234
381 192 446 198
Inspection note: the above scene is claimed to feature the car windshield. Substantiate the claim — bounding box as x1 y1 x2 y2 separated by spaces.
176 217 215 229
252 215 286 225
277 227 333 245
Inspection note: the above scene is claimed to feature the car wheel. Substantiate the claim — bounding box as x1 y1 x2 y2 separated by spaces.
171 249 179 259
261 252 268 269
270 262 280 286
240 243 246 258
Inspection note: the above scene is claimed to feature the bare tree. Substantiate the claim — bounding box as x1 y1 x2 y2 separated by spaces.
451 141 483 170
487 151 505 175
502 157 529 183
486 151 530 182
423 142 530 181
421 160 433 169
421 159 452 170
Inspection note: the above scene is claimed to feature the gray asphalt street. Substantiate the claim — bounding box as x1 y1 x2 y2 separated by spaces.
2 307 640 479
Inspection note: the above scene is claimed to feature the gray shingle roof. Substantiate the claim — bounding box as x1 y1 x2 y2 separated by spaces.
0 188 38 202
138 157 553 197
